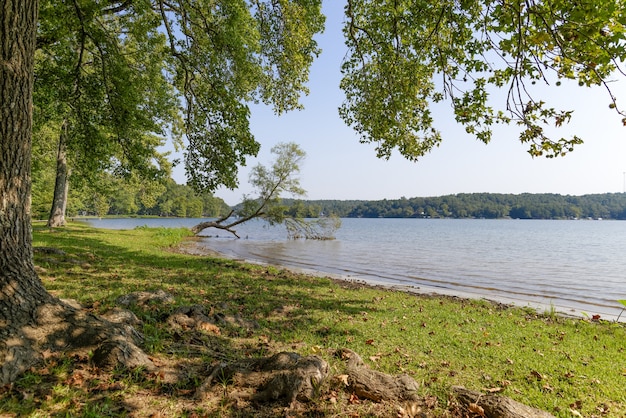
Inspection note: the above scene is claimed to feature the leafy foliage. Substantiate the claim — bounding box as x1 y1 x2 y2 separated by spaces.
157 0 324 191
35 0 177 182
239 142 307 225
340 0 626 160
34 0 325 194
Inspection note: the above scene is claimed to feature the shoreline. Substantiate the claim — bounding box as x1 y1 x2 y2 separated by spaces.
177 237 623 323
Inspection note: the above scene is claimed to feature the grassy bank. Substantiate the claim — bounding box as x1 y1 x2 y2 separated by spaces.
2 222 624 417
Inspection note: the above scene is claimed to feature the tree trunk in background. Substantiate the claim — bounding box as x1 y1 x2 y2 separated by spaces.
0 0 152 384
47 120 70 227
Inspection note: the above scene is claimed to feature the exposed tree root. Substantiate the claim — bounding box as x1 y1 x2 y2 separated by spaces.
1 297 154 384
336 348 420 402
452 385 555 418
195 351 329 406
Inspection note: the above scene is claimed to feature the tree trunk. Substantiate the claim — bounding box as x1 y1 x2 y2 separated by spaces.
1 0 49 383
47 120 70 227
0 0 152 385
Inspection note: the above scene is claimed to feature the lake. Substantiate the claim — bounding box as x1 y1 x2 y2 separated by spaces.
84 217 626 321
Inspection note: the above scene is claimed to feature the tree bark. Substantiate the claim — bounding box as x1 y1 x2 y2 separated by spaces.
0 0 152 384
1 0 49 383
337 348 420 402
47 119 70 227
452 386 555 418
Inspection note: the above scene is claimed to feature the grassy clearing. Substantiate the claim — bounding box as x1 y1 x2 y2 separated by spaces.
2 222 624 417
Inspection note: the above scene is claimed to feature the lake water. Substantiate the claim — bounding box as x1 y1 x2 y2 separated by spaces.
84 217 626 321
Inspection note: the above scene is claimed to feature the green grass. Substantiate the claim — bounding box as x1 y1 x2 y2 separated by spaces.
3 222 624 417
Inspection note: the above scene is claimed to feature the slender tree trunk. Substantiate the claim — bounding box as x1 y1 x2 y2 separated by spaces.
47 120 70 227
0 0 152 385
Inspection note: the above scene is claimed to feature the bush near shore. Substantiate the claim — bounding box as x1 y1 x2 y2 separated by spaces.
2 223 624 417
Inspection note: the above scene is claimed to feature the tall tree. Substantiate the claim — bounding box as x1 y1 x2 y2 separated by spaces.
36 0 179 227
1 0 43 381
35 0 325 228
1 1 156 384
1 0 325 384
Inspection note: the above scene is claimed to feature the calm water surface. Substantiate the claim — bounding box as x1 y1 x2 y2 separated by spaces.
85 218 626 320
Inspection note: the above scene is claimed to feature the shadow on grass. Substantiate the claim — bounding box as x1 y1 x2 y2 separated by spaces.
8 224 382 416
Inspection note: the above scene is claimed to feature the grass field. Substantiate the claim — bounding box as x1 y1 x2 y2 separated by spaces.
1 222 624 417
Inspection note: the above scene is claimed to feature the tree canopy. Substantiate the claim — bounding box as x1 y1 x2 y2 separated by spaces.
33 0 325 195
32 0 626 200
340 0 626 160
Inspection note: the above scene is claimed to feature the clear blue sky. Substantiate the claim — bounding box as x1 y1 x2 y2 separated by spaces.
169 1 626 206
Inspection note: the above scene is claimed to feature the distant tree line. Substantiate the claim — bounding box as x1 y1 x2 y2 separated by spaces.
284 193 626 220
32 187 626 221
32 177 230 220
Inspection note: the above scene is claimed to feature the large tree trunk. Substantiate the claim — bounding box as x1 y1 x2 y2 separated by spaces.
0 0 152 385
46 120 70 227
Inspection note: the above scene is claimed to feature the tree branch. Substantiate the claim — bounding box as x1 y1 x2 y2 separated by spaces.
102 0 132 15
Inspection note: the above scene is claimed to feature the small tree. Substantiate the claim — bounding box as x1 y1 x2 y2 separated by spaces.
192 142 340 239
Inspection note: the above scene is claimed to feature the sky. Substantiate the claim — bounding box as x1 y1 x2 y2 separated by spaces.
169 1 626 206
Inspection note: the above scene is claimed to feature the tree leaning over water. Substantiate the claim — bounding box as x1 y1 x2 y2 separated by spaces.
3 0 626 385
191 142 341 239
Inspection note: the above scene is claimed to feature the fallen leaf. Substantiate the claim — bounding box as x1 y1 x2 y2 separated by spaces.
484 387 503 393
198 321 220 335
570 400 583 410
327 390 338 404
424 395 438 408
365 339 375 345
66 371 86 387
397 402 422 417
336 374 350 386
348 393 360 405
468 402 486 417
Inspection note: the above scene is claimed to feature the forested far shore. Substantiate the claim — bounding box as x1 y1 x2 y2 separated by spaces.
290 193 626 220
31 178 232 220
33 183 626 221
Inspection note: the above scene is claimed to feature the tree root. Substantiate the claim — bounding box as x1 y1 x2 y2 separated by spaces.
336 348 420 402
1 295 155 384
195 352 329 406
452 385 555 418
